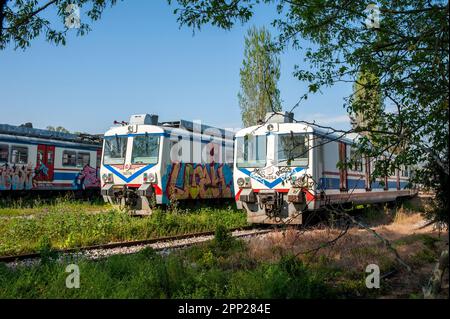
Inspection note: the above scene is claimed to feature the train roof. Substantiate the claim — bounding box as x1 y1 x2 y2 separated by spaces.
0 123 103 146
235 122 359 145
160 120 234 139
106 117 234 140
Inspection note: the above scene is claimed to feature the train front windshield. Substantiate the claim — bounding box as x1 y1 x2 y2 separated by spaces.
103 136 128 165
236 135 267 168
103 135 160 165
275 133 309 167
131 135 159 164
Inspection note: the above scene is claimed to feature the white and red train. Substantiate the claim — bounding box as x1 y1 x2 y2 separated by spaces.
100 114 235 213
0 123 102 194
2 112 415 224
233 112 416 224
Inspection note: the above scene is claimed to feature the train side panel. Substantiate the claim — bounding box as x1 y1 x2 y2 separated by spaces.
0 132 101 192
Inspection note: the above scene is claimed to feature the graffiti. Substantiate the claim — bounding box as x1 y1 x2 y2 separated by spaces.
0 163 100 191
0 164 35 190
34 162 50 181
75 165 100 189
164 163 234 200
252 168 268 179
276 167 292 176
251 166 293 182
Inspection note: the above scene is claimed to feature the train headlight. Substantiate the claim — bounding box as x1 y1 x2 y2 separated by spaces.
143 173 156 183
237 177 251 188
290 175 303 188
103 173 114 183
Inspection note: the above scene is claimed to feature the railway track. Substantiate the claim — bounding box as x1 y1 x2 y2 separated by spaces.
0 226 274 265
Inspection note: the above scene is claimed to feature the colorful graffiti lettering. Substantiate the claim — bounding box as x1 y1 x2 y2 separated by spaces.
75 165 100 189
163 163 234 201
0 164 35 190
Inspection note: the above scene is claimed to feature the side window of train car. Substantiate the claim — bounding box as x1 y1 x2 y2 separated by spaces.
77 152 91 167
401 165 409 177
0 144 8 163
350 148 363 172
10 146 28 164
62 151 77 166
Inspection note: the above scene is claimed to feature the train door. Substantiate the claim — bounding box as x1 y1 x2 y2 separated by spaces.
96 149 102 169
338 142 348 191
36 145 55 181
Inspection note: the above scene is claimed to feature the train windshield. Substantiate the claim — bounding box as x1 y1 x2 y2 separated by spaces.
103 136 128 165
131 135 160 164
275 133 309 167
236 135 267 168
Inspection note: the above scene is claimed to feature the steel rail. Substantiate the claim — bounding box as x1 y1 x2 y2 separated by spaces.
0 225 267 263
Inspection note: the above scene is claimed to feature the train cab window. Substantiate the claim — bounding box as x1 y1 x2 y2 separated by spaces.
104 136 128 165
131 135 159 164
10 146 28 164
77 152 91 167
350 148 363 172
275 133 309 167
0 144 8 163
236 135 267 168
62 151 77 166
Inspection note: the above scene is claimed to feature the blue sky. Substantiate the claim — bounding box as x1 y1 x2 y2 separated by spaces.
0 1 352 134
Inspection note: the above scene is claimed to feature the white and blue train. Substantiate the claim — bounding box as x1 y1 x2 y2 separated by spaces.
233 112 416 224
100 114 235 213
0 123 102 194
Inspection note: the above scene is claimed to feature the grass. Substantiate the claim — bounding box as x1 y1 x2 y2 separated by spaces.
0 197 247 256
0 229 344 299
0 195 109 217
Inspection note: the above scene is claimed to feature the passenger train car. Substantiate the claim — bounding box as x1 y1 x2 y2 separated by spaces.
100 114 234 213
0 123 102 194
233 112 416 225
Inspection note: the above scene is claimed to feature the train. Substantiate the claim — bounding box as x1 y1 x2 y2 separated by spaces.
2 112 415 225
0 123 102 194
100 114 235 213
233 112 416 224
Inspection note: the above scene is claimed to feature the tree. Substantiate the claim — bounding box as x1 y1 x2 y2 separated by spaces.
0 0 118 50
168 0 449 222
350 70 382 135
238 26 282 126
46 126 70 133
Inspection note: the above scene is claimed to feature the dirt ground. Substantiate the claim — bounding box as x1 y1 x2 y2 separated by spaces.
246 203 449 299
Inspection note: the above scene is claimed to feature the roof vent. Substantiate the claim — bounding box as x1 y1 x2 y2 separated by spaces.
150 114 159 125
20 122 33 128
129 114 157 125
264 112 294 124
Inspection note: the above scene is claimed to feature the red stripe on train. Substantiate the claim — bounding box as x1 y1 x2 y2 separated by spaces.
235 188 316 201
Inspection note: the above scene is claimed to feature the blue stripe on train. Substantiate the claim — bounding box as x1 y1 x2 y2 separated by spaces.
53 172 78 180
319 177 409 190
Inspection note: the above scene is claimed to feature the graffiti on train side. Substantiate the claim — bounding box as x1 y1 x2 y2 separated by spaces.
75 165 100 189
164 163 234 200
0 163 100 190
0 164 34 190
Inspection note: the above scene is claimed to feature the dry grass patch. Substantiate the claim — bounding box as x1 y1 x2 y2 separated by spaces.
246 209 448 298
